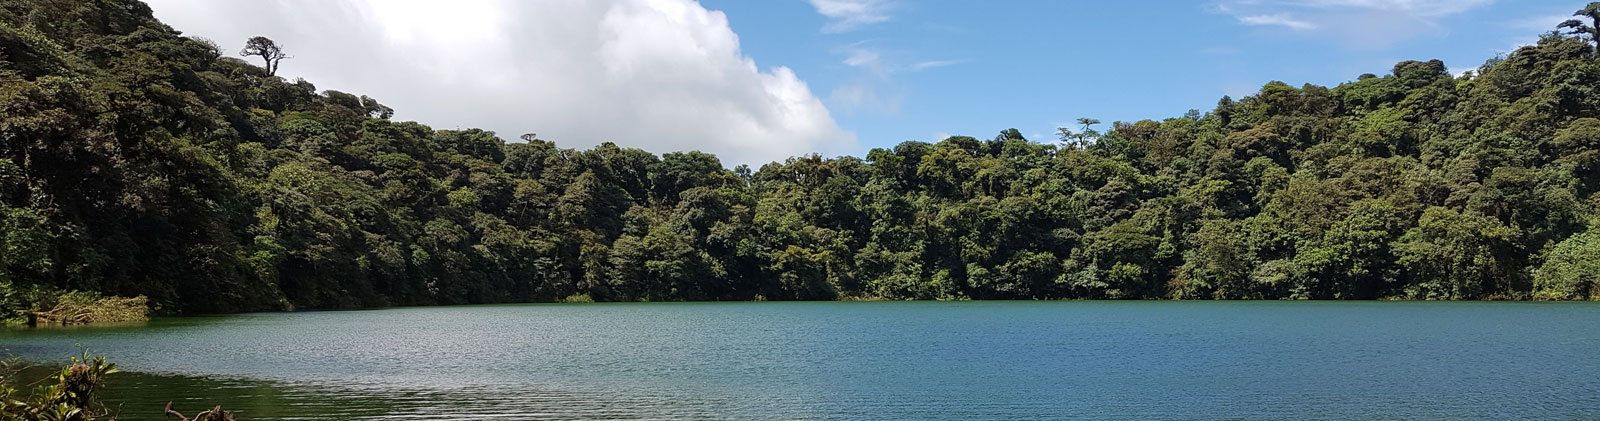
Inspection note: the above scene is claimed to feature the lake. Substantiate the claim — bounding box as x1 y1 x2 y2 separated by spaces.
2 301 1598 419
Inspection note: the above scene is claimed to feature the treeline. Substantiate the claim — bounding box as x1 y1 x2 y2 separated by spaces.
4 0 1600 314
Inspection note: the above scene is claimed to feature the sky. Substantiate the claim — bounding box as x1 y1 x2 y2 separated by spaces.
142 0 1581 166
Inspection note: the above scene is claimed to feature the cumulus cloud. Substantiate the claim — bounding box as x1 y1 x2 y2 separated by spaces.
144 0 855 166
1216 0 1496 48
808 0 894 33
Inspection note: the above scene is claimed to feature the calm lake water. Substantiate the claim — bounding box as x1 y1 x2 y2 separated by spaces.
3 301 1599 420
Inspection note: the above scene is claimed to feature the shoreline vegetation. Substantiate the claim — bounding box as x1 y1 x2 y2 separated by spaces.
1 353 230 421
4 0 1600 321
8 291 148 327
0 353 122 421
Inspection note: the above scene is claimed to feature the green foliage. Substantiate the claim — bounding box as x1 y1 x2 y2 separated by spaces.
1394 207 1520 299
1559 2 1600 56
1533 225 1600 300
2 0 1600 309
0 352 120 420
558 293 594 303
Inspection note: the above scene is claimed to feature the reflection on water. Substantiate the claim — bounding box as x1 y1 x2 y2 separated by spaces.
12 358 767 421
4 301 1600 420
92 371 743 421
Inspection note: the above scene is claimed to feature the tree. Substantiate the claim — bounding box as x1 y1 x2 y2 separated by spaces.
1533 225 1600 300
1174 219 1254 299
1560 2 1600 56
240 36 291 75
1056 117 1101 148
1393 207 1520 299
994 128 1026 142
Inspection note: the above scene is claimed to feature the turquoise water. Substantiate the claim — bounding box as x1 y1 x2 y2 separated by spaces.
3 301 1599 419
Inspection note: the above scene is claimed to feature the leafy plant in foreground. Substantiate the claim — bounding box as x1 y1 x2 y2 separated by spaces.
0 352 119 421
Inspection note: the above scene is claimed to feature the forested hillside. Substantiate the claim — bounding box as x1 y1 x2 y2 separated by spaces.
4 0 1600 314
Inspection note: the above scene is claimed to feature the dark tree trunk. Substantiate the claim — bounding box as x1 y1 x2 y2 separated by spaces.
1592 16 1600 57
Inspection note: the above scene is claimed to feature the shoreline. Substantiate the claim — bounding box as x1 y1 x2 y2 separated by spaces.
7 297 1594 329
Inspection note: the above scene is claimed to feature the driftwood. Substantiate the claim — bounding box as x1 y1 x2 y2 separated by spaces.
20 309 96 326
164 401 235 421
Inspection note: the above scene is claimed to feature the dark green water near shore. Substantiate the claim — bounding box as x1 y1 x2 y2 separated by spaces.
3 301 1599 419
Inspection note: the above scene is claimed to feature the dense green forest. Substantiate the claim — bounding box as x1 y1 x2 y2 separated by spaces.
4 0 1600 315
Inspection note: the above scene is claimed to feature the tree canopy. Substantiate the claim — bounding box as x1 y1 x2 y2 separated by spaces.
3 0 1600 315
239 36 288 75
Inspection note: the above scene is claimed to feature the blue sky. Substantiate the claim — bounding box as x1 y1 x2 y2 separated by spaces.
147 0 1584 165
711 0 1579 146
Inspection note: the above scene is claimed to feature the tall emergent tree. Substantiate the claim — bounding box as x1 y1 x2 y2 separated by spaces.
1560 2 1600 56
240 36 290 75
1057 117 1101 148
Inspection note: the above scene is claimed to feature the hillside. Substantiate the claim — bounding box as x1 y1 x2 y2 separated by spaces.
4 0 1600 314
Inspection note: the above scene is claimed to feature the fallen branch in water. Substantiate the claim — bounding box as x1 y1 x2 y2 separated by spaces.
164 402 235 421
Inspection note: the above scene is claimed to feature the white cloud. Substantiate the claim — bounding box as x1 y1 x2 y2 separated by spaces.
1216 0 1496 48
1501 11 1587 52
1237 13 1318 30
809 0 894 33
1510 13 1576 32
842 47 888 75
144 0 855 166
838 43 965 74
826 45 947 116
1292 0 1494 16
909 59 969 71
829 83 901 115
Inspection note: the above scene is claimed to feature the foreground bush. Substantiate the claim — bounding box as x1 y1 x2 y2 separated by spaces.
0 353 118 421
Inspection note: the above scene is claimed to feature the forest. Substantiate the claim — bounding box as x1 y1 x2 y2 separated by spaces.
4 0 1600 316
